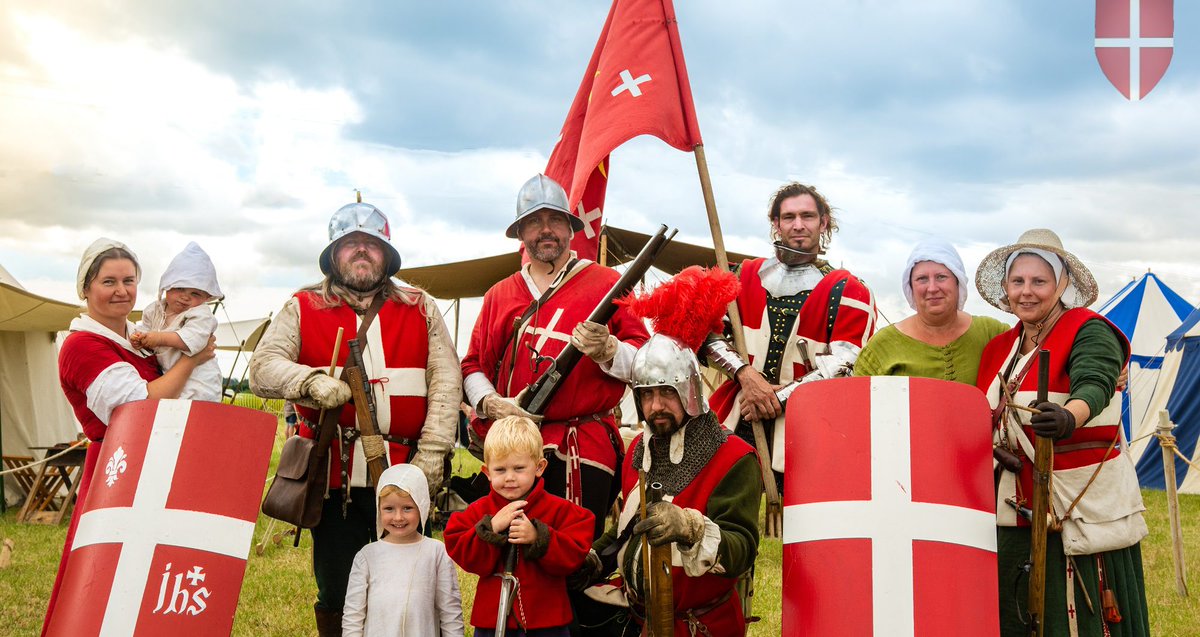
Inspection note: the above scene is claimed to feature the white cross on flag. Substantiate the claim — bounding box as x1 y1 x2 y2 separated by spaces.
782 377 999 636
45 399 276 636
544 0 702 261
1095 0 1174 100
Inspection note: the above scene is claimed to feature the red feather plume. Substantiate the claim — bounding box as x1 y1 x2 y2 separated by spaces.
616 266 740 351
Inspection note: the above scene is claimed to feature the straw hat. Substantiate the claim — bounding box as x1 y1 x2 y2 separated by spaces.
974 228 1098 312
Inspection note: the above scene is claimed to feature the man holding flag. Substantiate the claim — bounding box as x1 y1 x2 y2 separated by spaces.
464 0 712 540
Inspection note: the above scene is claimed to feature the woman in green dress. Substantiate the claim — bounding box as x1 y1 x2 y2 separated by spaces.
854 237 1008 384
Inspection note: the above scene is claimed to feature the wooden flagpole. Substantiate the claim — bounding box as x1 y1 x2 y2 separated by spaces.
693 143 782 538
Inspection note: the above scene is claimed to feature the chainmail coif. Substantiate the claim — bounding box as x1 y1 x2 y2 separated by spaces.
631 410 728 496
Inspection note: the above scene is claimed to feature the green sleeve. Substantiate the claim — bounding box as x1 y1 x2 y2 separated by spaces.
592 513 619 554
852 339 881 377
1067 319 1126 420
708 454 762 577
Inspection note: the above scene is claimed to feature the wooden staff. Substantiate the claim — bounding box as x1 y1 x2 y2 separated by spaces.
1157 410 1190 597
646 480 674 637
693 144 782 538
1027 349 1052 637
289 327 344 547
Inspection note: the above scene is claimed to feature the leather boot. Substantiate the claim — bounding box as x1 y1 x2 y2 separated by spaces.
314 604 342 637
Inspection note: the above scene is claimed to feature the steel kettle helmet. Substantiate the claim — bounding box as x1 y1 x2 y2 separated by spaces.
506 174 585 238
631 333 708 419
318 199 402 277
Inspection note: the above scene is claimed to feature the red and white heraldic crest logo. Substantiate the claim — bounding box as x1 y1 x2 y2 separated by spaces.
782 377 999 637
1096 0 1174 100
46 399 276 636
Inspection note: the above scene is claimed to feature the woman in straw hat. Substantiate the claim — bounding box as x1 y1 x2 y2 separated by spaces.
974 229 1149 636
43 238 216 634
854 236 1008 385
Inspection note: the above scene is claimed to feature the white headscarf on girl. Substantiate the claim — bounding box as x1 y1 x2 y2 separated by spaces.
374 464 430 538
901 237 968 311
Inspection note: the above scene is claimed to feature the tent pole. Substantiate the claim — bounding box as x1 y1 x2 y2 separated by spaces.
1157 410 1190 596
693 143 782 538
0 392 6 513
453 299 460 350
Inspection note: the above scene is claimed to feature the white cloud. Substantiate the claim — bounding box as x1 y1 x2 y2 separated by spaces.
1 2 1197 340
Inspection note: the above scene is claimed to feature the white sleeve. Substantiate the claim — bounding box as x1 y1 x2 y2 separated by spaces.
436 548 466 637
463 371 496 410
598 340 638 382
136 302 161 333
342 551 368 637
86 363 151 424
676 513 722 577
176 309 217 356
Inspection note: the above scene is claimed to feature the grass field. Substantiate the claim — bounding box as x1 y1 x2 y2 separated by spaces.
2 406 1196 635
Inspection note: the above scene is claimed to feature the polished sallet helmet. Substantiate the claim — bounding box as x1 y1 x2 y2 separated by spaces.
319 199 402 277
631 333 708 419
506 174 585 238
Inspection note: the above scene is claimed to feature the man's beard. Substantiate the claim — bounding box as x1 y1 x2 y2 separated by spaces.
645 411 683 437
336 255 386 292
525 233 567 264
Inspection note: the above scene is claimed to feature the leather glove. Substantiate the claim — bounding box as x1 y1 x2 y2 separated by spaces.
1030 401 1076 440
408 447 448 499
301 373 351 410
571 320 618 363
633 501 705 547
567 549 605 592
480 392 543 424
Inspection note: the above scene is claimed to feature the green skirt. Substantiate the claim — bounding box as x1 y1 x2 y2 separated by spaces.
997 527 1150 637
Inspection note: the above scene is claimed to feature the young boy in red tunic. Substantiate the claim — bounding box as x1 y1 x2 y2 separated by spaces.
444 416 594 637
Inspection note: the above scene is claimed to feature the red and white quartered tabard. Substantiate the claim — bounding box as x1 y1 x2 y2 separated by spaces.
782 377 999 637
46 399 276 636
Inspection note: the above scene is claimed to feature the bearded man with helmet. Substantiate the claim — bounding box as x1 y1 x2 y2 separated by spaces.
575 268 761 636
461 173 650 539
249 198 461 635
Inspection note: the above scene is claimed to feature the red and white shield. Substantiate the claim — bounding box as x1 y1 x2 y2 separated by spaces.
46 399 276 636
1095 0 1174 100
782 377 999 637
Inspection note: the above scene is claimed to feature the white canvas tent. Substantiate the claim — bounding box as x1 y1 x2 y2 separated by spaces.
1128 306 1200 493
0 264 82 507
1097 272 1195 438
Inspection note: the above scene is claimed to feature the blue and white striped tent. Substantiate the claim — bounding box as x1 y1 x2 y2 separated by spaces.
1098 272 1194 439
1129 306 1200 494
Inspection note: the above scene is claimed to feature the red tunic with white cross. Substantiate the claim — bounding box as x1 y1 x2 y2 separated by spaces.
462 261 649 474
293 290 430 489
710 258 875 458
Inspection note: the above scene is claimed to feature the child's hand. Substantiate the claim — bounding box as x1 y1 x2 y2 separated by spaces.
491 500 527 534
130 331 149 349
507 512 537 545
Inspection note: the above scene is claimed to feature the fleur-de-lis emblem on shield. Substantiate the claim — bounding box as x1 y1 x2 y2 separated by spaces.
105 446 128 487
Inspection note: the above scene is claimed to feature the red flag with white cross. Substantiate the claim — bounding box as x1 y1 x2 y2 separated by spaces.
45 399 276 636
782 377 1000 636
545 0 703 261
1095 0 1174 100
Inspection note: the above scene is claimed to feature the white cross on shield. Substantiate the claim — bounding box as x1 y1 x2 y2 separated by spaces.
46 399 276 636
782 376 1000 636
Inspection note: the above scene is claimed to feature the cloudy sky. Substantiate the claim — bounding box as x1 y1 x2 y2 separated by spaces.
1 1 1197 358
